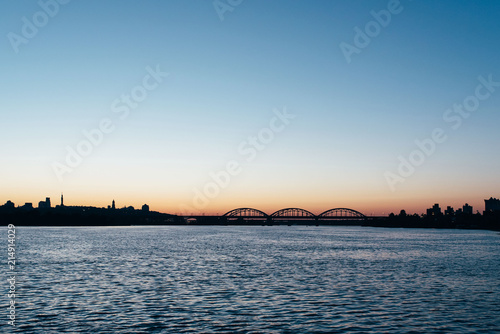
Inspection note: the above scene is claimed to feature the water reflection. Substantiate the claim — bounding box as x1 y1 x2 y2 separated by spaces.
12 226 500 333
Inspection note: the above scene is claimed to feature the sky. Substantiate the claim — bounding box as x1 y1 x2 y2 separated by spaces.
1 0 500 215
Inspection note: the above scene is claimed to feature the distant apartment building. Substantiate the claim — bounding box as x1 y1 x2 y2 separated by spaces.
462 203 473 215
22 203 33 210
38 197 51 209
444 206 454 216
426 204 442 216
484 197 500 213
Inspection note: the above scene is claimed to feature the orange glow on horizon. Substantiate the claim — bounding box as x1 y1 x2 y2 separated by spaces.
0 189 491 217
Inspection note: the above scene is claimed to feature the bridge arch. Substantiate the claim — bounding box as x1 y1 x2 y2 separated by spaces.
222 208 269 217
318 208 366 218
271 208 316 217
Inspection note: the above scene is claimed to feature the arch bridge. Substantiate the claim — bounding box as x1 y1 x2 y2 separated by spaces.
318 208 366 219
218 207 366 224
222 208 269 218
271 208 315 217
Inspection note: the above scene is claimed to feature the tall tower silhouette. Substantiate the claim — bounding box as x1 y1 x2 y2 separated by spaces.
61 193 64 207
112 200 115 210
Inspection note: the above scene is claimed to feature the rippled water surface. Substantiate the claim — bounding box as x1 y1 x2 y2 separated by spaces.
6 226 500 333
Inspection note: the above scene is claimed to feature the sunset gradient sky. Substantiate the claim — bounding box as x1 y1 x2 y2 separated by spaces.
1 0 500 215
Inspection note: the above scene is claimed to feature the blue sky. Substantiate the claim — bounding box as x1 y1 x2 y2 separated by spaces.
1 0 500 214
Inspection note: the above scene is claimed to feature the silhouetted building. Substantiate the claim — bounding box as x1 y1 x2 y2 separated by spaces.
485 197 500 213
112 200 115 210
463 203 473 215
38 197 51 209
426 204 442 216
61 193 64 207
445 206 454 216
22 202 33 210
4 200 15 208
142 204 149 212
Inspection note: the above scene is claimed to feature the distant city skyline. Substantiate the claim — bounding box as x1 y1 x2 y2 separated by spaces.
4 194 500 218
2 1 500 216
